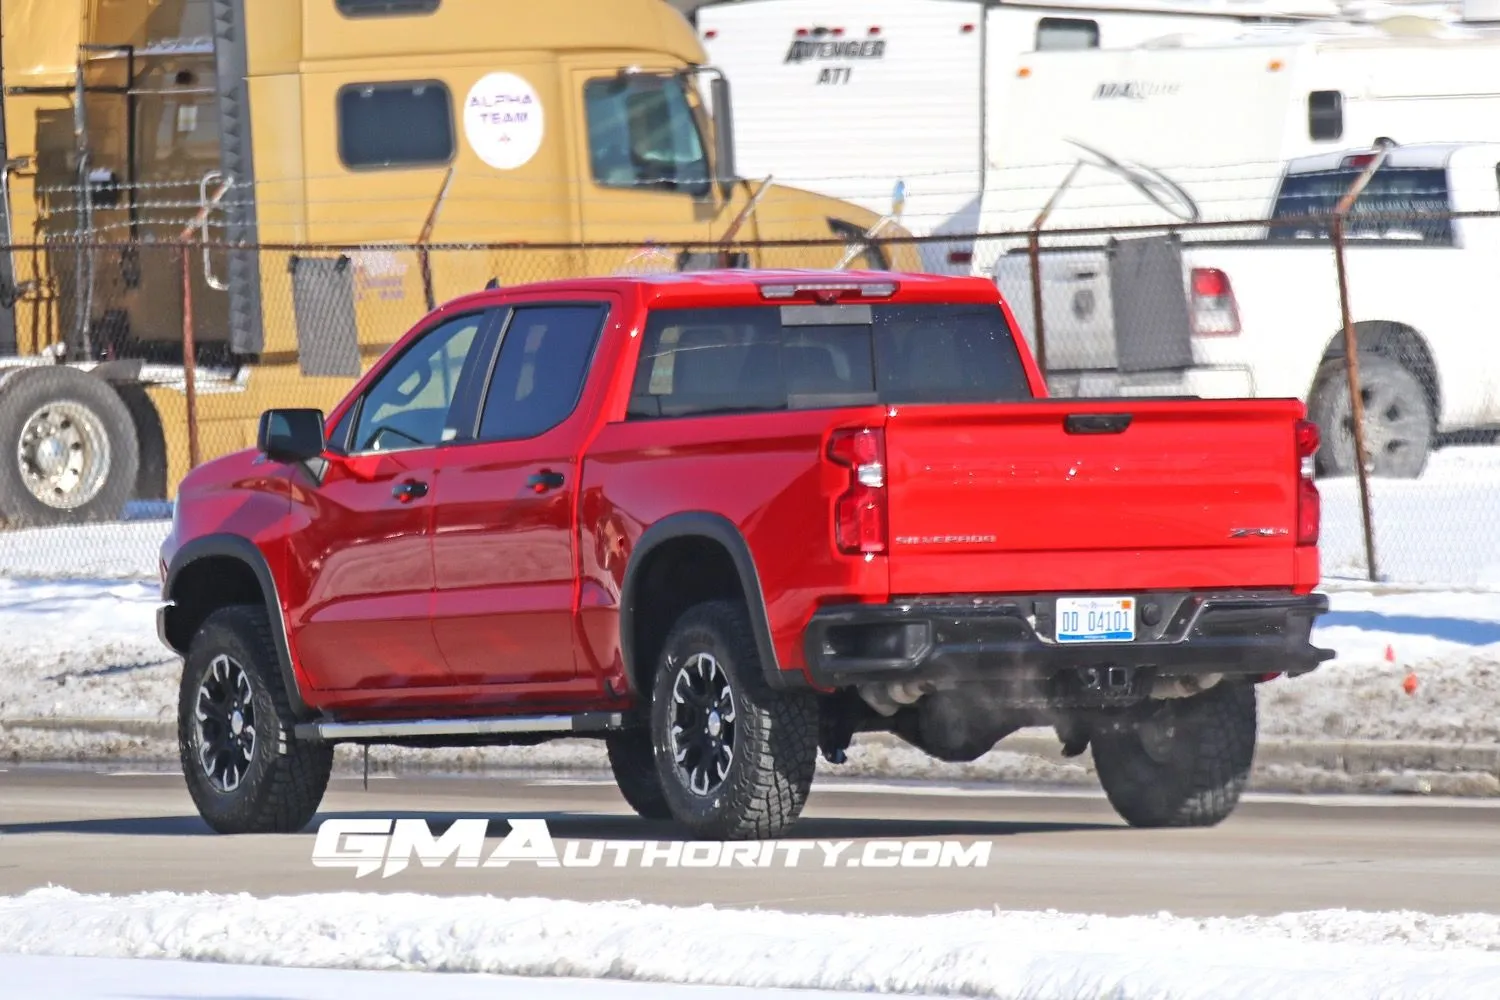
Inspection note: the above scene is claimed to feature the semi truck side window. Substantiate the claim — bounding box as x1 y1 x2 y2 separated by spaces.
584 75 711 197
338 80 454 170
336 0 440 15
1036 18 1099 51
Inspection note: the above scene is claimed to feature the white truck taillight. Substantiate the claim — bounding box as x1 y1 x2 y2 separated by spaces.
1296 419 1321 546
826 427 887 555
1190 267 1240 336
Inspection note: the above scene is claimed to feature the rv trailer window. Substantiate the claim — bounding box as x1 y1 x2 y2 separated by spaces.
338 80 455 170
1036 18 1099 51
1308 91 1343 142
584 75 712 197
336 0 440 16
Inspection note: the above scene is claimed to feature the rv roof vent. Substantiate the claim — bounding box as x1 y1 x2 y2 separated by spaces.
1460 0 1500 21
1376 13 1448 35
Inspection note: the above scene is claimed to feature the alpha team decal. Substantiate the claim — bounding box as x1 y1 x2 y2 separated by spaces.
464 72 544 170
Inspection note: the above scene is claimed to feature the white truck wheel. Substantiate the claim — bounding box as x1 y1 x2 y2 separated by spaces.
1309 353 1432 479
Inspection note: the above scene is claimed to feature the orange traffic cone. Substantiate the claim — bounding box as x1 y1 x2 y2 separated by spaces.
1388 645 1418 695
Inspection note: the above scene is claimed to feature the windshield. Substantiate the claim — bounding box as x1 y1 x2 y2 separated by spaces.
1268 166 1453 245
584 74 711 197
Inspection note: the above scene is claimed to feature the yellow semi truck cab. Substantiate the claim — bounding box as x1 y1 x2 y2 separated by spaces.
0 0 914 526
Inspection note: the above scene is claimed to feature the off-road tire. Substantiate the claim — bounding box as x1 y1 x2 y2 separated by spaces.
1091 681 1257 829
1309 352 1432 479
178 605 332 834
649 600 819 840
605 729 672 819
0 367 140 527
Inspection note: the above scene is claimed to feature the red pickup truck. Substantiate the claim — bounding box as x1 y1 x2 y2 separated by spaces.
158 269 1332 840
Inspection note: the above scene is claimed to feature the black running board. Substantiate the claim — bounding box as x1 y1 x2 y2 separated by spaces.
293 712 625 742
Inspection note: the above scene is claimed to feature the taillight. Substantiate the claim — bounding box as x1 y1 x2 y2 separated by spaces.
1296 418 1320 546
1189 267 1240 336
827 427 887 556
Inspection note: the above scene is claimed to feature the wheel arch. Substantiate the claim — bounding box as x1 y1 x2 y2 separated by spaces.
1317 321 1440 422
162 534 312 719
619 512 801 699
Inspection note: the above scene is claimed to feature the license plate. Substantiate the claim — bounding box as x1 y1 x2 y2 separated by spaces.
1056 597 1135 643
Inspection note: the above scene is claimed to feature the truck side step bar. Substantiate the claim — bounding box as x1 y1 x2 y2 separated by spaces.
293 712 625 742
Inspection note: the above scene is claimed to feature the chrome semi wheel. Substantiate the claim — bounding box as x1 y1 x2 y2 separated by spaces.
194 654 258 793
649 600 818 840
17 400 112 510
0 367 138 527
669 652 738 796
178 605 332 834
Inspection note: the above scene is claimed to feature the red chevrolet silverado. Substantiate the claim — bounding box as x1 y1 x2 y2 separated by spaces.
158 269 1332 839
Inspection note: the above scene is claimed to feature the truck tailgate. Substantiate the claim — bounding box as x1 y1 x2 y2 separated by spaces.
884 398 1307 594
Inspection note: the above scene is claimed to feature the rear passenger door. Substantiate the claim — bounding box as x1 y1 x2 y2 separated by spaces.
430 300 613 687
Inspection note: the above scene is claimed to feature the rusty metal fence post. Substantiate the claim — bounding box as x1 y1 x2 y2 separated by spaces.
179 244 201 471
1024 162 1083 382
178 180 231 471
1330 143 1391 582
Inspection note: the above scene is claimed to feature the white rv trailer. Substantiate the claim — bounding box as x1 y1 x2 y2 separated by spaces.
695 0 1349 272
970 8 1500 272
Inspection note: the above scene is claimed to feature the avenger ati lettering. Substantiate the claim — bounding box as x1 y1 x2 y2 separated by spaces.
785 31 885 86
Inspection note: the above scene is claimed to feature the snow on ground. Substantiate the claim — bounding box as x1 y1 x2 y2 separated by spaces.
1 577 1496 747
0 579 173 723
1320 445 1500 587
3 889 1500 999
0 954 880 1000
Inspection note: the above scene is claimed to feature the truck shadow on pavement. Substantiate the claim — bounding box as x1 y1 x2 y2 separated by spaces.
0 810 1123 840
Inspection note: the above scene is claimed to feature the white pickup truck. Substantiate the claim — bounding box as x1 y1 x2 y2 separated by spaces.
992 141 1500 478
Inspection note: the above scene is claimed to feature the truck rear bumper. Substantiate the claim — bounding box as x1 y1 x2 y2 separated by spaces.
802 591 1333 690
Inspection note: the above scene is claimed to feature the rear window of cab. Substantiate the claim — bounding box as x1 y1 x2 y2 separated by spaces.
627 303 1032 420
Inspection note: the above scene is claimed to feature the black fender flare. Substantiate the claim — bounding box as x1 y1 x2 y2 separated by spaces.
161 533 313 719
619 512 809 695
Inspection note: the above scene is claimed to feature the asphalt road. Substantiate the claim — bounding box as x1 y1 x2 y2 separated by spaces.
2 766 1497 916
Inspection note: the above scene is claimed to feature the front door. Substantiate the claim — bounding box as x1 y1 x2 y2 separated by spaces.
284 309 492 692
431 301 611 685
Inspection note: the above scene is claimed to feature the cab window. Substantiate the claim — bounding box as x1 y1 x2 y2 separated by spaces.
584 75 711 196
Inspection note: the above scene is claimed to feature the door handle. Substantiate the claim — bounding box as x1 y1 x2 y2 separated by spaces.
392 479 429 503
527 469 565 493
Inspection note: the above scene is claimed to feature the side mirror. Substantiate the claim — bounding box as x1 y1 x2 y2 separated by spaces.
258 408 325 464
710 75 736 199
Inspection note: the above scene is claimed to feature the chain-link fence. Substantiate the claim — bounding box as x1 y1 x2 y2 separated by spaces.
0 207 1497 589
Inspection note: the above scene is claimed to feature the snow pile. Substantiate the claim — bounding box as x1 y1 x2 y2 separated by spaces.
0 579 172 723
2 889 1499 999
